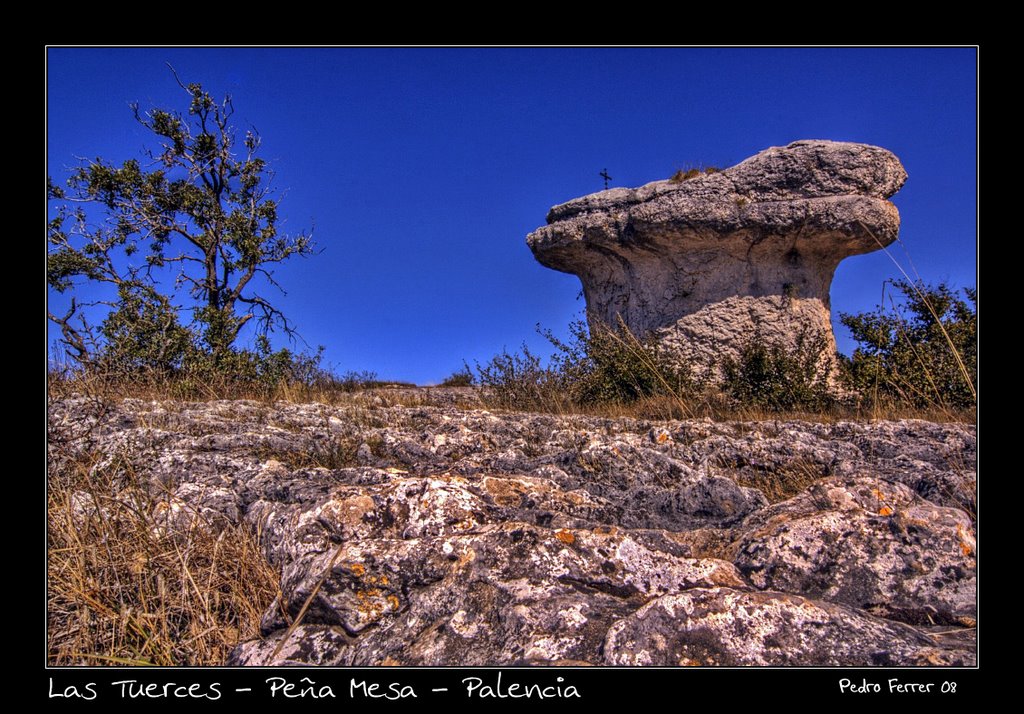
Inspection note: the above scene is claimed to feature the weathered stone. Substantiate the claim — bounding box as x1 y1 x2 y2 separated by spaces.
236 522 745 666
47 392 975 666
734 476 976 626
527 140 907 368
602 587 974 666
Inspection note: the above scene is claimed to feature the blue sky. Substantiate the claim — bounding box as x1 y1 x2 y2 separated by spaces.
47 47 977 384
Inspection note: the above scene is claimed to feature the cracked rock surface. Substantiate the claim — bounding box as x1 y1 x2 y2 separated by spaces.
48 389 975 666
527 140 908 369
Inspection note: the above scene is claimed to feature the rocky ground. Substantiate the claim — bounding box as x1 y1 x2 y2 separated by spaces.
47 388 976 666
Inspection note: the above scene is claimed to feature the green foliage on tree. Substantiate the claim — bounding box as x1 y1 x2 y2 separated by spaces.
47 70 315 380
840 280 977 409
99 284 194 373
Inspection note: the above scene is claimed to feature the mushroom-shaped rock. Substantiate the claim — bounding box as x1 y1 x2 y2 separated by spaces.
527 140 907 370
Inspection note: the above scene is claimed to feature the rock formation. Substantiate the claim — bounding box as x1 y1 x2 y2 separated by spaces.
527 140 907 369
48 390 976 666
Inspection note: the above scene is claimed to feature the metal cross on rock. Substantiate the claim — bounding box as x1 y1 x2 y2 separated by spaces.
600 169 612 190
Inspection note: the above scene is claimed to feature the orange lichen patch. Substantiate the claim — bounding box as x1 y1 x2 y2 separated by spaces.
878 506 894 517
387 595 401 611
483 478 527 507
956 523 974 557
872 488 886 501
919 650 951 666
325 495 376 526
657 433 670 444
593 525 619 536
354 588 388 617
349 563 366 577
379 657 402 666
555 529 576 545
679 657 702 666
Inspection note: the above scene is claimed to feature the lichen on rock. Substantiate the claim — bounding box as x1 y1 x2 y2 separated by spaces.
48 392 975 666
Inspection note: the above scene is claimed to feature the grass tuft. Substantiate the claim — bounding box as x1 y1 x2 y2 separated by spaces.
733 459 830 504
669 166 722 183
47 445 279 666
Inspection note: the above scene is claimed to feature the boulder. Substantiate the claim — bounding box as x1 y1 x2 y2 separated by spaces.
734 476 976 626
603 587 974 666
527 140 907 369
233 522 746 666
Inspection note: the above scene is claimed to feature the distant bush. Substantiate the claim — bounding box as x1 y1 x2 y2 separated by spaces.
840 280 976 410
720 329 834 412
190 338 329 391
51 329 332 400
440 366 475 387
333 369 383 392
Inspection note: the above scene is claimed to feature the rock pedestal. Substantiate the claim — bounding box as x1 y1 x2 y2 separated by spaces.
527 140 907 370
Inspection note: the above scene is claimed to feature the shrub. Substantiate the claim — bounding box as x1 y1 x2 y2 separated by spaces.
840 280 976 409
545 319 692 405
474 344 564 411
440 366 475 387
720 328 834 412
97 284 193 375
51 335 332 401
333 370 383 392
474 318 693 413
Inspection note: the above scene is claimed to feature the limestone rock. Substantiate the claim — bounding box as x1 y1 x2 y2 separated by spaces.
603 587 974 666
47 393 975 666
527 140 907 368
734 476 976 626
235 522 745 666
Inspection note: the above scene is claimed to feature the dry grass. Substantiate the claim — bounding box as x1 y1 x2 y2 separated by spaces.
471 315 975 425
47 363 974 429
669 166 721 183
47 448 279 666
258 433 386 471
46 367 468 411
733 459 830 504
476 382 974 425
